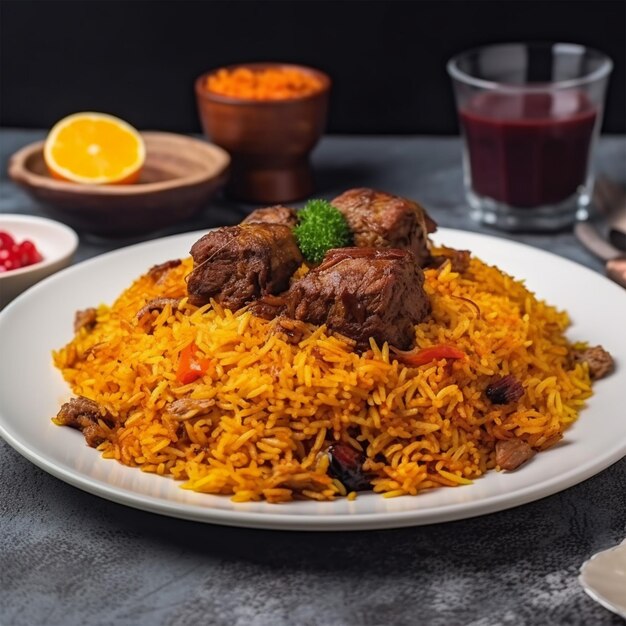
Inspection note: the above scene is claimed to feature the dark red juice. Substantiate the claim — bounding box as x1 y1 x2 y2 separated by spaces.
459 91 597 208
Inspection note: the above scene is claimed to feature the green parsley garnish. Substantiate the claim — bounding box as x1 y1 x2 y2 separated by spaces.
293 199 352 264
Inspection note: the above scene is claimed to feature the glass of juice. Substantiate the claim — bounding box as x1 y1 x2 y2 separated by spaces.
448 43 612 231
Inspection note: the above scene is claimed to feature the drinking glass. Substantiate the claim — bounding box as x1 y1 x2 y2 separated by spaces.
448 43 612 231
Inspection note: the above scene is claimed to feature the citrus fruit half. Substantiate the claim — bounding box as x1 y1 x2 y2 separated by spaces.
44 112 145 184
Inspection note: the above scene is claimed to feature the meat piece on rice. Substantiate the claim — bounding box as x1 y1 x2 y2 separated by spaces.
165 398 215 417
573 345 614 380
136 298 180 320
187 224 303 310
331 188 436 266
55 396 115 448
241 205 298 228
147 259 182 283
495 438 535 471
74 308 97 333
274 247 430 350
426 248 472 273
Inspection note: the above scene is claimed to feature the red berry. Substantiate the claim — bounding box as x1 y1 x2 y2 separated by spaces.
0 231 15 250
1 257 18 271
18 243 29 266
19 240 41 266
0 232 43 271
9 244 22 268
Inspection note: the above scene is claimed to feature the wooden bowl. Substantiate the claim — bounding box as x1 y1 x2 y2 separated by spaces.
8 132 230 236
195 63 330 204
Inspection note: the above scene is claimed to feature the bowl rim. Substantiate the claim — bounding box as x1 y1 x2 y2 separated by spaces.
195 62 331 105
8 132 231 197
0 214 79 280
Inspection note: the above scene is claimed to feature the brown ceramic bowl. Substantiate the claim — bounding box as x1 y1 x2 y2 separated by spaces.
8 132 230 236
195 63 330 204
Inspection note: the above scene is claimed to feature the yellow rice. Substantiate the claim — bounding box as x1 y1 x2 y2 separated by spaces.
52 249 593 503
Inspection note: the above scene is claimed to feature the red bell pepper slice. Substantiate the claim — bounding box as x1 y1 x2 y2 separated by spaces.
177 342 211 384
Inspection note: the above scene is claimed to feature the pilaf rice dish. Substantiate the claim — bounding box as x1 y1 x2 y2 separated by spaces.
52 189 614 503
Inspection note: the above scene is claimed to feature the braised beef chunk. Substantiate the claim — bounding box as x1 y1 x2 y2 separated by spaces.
74 308 97 333
248 294 288 320
495 438 535 471
573 345 614 380
241 206 298 228
55 396 114 448
281 247 429 350
147 259 182 283
331 188 436 266
426 249 472 273
187 224 303 310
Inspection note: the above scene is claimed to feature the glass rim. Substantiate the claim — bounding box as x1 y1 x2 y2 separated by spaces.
447 42 613 92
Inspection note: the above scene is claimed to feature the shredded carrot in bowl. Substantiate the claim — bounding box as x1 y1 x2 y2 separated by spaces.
206 66 324 100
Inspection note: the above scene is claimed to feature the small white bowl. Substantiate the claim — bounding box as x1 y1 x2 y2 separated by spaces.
0 214 78 308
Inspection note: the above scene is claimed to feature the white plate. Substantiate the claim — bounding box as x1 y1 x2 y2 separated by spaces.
579 539 626 618
0 228 625 531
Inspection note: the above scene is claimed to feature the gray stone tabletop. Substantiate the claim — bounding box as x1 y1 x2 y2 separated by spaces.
1 129 625 626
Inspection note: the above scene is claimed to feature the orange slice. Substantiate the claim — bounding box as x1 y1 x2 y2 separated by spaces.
44 112 145 184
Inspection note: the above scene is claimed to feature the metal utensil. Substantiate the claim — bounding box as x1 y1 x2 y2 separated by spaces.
575 221 626 288
574 179 626 288
593 177 626 251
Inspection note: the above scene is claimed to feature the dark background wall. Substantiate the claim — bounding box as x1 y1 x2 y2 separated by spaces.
1 0 625 134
